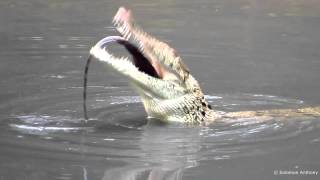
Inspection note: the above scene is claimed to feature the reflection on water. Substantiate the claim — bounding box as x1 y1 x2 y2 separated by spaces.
1 0 320 180
2 90 319 179
102 125 202 180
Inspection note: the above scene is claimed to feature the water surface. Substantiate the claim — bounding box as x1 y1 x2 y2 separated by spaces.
1 0 320 180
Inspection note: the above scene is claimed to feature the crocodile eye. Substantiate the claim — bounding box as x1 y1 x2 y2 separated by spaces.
201 111 206 116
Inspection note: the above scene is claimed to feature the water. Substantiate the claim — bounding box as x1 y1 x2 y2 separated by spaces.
1 0 320 179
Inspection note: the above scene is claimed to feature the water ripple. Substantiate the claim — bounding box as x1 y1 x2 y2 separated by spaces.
1 87 320 178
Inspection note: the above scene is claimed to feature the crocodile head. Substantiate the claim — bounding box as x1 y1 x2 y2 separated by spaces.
89 7 220 125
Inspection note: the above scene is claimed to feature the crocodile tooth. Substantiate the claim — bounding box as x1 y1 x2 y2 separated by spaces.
124 32 128 39
121 26 126 33
138 44 144 52
123 28 129 37
117 25 122 31
116 21 121 27
126 30 133 40
118 26 124 34
112 19 117 25
123 24 128 33
114 21 120 28
125 32 132 40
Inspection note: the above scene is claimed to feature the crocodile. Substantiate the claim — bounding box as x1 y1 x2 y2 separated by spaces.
86 7 320 125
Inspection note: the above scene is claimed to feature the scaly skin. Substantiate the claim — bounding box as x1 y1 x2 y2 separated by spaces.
89 7 320 125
